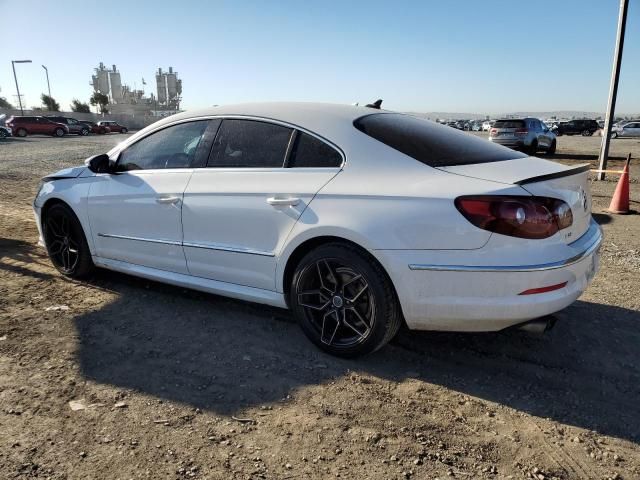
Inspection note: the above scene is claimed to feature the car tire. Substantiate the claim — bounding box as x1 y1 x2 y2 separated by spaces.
610 132 618 138
43 203 94 278
527 140 538 155
54 128 65 137
546 140 556 155
581 129 591 136
81 128 89 136
0 130 7 139
16 128 27 137
291 243 403 358
121 128 128 134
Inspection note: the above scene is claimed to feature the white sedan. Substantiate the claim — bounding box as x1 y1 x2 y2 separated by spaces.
34 103 602 357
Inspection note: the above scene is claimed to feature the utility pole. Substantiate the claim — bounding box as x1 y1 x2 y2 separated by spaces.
42 65 51 99
598 0 629 181
11 60 32 115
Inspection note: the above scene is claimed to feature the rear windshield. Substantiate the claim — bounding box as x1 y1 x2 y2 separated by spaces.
353 113 526 167
493 120 526 129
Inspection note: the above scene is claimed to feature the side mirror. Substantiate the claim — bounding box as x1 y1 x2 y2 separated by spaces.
85 154 112 173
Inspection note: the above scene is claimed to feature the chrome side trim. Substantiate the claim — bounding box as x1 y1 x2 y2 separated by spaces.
97 233 182 246
409 220 602 273
183 241 275 257
97 233 275 257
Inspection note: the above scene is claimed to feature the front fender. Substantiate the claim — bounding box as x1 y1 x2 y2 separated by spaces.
34 177 96 254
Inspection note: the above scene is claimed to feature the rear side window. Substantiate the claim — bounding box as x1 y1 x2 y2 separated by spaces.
288 132 342 168
354 113 525 167
208 119 292 168
493 120 526 129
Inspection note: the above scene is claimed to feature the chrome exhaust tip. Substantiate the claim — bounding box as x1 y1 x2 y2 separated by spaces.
518 315 557 334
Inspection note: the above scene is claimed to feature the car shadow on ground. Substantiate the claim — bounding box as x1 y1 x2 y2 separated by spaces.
69 268 640 444
0 237 57 281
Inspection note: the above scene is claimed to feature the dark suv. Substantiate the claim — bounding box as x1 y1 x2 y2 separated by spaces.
45 116 90 136
5 116 69 137
552 119 599 136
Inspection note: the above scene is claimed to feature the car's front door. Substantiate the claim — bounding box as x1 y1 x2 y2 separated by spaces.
87 120 211 273
625 122 640 137
181 119 343 291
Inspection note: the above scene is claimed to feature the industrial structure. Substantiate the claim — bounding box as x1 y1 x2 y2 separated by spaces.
91 62 182 116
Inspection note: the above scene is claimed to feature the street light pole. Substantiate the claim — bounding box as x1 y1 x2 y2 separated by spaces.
42 65 51 99
597 0 629 181
12 60 32 115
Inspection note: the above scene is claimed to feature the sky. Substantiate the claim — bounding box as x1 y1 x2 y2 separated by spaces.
1 0 639 115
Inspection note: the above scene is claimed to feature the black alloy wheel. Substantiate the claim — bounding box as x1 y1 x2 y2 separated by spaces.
44 204 94 277
291 243 402 357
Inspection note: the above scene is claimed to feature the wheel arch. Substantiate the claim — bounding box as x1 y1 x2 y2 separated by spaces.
279 233 400 310
39 195 95 254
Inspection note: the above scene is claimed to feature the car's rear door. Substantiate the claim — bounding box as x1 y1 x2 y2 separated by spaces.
181 118 343 290
87 119 212 273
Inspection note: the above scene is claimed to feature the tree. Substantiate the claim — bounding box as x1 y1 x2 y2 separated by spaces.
90 92 110 114
41 94 60 112
70 99 91 113
0 97 13 109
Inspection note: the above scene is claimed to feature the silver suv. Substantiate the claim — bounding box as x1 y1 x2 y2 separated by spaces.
489 118 556 155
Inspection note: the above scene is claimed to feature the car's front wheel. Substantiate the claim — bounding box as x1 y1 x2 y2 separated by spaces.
54 128 65 137
16 128 27 137
43 203 94 278
581 129 592 136
121 128 128 134
291 243 402 357
610 131 618 138
81 128 89 136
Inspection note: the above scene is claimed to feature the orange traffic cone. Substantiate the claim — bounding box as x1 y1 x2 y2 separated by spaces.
607 156 631 214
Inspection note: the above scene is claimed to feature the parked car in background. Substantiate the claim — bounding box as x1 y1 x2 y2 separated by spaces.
489 118 556 154
0 125 11 139
78 120 111 134
482 120 494 131
552 119 599 136
611 121 640 138
5 116 69 137
45 116 90 136
34 103 600 357
97 120 128 133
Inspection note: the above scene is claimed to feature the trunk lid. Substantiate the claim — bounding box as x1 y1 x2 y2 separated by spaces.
438 157 592 243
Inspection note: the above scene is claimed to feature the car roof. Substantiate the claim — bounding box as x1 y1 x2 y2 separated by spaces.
144 102 384 143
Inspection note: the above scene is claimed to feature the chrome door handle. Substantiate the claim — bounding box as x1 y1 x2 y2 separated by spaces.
267 197 300 206
156 196 181 204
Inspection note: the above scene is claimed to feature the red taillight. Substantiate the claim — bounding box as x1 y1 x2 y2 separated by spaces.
454 196 573 239
489 128 497 137
514 128 528 136
519 282 568 295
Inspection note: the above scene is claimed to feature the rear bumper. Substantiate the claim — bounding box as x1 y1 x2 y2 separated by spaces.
490 138 525 148
376 220 603 332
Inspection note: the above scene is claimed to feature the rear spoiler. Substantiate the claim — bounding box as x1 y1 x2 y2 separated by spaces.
514 164 591 185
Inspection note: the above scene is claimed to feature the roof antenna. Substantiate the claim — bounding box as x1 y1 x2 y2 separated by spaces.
365 99 383 109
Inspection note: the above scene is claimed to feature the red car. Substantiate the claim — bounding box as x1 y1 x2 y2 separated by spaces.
97 120 128 133
78 120 111 134
6 116 69 137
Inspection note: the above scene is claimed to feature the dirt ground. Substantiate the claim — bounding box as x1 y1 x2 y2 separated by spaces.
1 131 639 480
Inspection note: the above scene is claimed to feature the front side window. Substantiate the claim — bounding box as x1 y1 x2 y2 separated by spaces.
355 113 526 167
288 132 342 168
117 121 208 171
207 119 292 168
